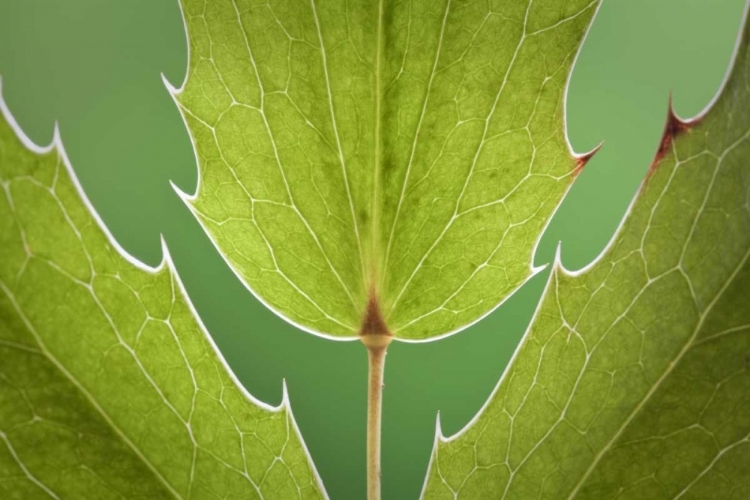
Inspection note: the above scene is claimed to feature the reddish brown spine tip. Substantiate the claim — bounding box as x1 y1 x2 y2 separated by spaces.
572 142 603 177
648 96 694 177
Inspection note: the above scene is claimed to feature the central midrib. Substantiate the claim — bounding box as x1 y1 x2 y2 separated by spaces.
367 0 453 334
368 0 385 314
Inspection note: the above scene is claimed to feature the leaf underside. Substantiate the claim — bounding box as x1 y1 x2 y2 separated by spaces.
0 97 325 499
422 12 750 500
173 0 599 340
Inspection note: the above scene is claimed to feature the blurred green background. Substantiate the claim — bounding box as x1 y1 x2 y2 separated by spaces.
0 1 745 498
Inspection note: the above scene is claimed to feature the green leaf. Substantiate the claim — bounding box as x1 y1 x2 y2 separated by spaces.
0 89 326 499
422 13 750 500
169 0 600 340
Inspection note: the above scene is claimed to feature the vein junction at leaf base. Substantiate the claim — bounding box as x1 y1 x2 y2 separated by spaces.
0 83 327 499
170 0 601 340
422 7 750 499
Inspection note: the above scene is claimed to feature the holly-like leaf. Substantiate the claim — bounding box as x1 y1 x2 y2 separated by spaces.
0 88 326 499
169 0 600 340
422 12 750 500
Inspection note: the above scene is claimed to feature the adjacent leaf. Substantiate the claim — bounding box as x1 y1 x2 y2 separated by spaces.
170 0 600 339
422 13 750 500
0 89 326 499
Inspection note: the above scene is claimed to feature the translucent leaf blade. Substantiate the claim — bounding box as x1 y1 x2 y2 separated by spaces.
422 9 750 498
0 90 326 500
172 0 600 340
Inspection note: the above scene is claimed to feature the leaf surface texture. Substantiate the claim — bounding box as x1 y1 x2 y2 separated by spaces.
0 96 325 499
422 13 750 500
173 0 599 339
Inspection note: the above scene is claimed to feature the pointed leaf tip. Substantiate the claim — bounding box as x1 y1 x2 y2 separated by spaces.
573 142 603 176
649 97 694 177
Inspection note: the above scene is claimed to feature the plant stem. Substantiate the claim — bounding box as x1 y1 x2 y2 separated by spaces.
363 334 391 500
